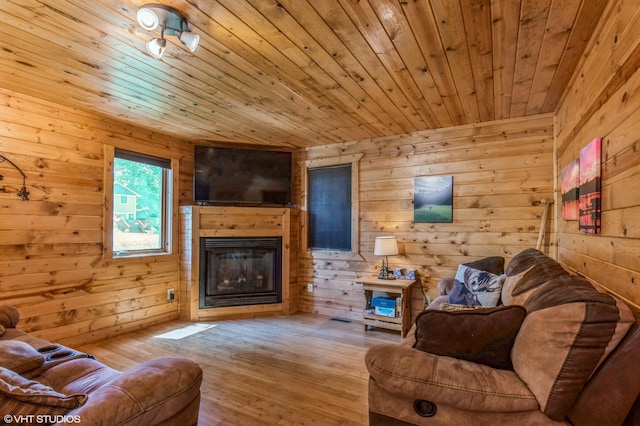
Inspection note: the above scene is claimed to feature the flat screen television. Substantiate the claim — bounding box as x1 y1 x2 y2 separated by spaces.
194 146 292 206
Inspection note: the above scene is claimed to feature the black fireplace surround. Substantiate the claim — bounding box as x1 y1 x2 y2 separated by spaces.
199 237 283 308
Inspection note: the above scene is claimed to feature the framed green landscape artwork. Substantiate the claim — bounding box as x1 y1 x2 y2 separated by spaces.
414 176 453 223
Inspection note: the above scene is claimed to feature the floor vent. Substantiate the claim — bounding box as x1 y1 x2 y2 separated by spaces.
330 317 352 323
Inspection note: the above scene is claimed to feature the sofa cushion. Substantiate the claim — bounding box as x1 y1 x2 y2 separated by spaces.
37 358 120 394
448 265 506 307
366 343 539 413
59 358 203 426
501 248 567 306
0 341 44 374
0 367 86 418
413 305 527 370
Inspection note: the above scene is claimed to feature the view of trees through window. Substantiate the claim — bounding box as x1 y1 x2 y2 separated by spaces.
113 155 166 253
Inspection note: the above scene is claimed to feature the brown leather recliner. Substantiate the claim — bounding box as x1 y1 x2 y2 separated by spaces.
0 306 202 426
366 249 640 425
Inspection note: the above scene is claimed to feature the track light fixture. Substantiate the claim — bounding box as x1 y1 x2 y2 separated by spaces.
137 3 199 59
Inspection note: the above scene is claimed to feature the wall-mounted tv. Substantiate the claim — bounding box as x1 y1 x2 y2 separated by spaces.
194 146 292 206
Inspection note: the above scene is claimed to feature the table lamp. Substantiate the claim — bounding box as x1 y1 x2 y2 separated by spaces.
374 236 398 280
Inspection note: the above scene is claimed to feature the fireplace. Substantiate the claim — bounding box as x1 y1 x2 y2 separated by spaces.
199 237 283 308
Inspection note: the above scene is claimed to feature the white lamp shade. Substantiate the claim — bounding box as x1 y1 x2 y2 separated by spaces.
374 236 398 256
179 32 200 52
146 37 166 59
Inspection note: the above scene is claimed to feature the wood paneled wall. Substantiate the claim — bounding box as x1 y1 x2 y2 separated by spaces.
555 0 640 308
0 88 191 347
297 114 555 322
2 0 637 342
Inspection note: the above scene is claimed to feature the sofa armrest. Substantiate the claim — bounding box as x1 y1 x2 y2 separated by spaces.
365 344 538 413
56 358 202 426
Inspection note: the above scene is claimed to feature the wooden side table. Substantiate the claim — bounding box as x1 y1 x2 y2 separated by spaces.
357 275 416 337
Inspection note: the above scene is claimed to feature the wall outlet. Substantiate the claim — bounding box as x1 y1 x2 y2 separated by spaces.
167 288 175 301
307 283 314 293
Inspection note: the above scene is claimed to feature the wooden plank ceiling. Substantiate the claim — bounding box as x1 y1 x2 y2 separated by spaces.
0 0 608 148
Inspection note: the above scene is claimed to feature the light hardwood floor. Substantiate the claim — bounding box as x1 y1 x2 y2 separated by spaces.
76 313 400 425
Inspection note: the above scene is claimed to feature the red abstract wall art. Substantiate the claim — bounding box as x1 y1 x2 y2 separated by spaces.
578 138 601 234
561 159 580 220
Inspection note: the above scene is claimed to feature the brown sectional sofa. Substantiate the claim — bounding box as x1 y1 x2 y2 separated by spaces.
365 249 640 425
0 306 202 425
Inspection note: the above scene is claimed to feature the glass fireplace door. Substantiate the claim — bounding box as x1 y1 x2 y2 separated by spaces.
199 237 282 308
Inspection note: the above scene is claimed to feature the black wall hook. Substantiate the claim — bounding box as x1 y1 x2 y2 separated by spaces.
0 154 29 201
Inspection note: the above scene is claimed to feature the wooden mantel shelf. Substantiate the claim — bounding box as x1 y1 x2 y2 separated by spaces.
179 206 291 321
